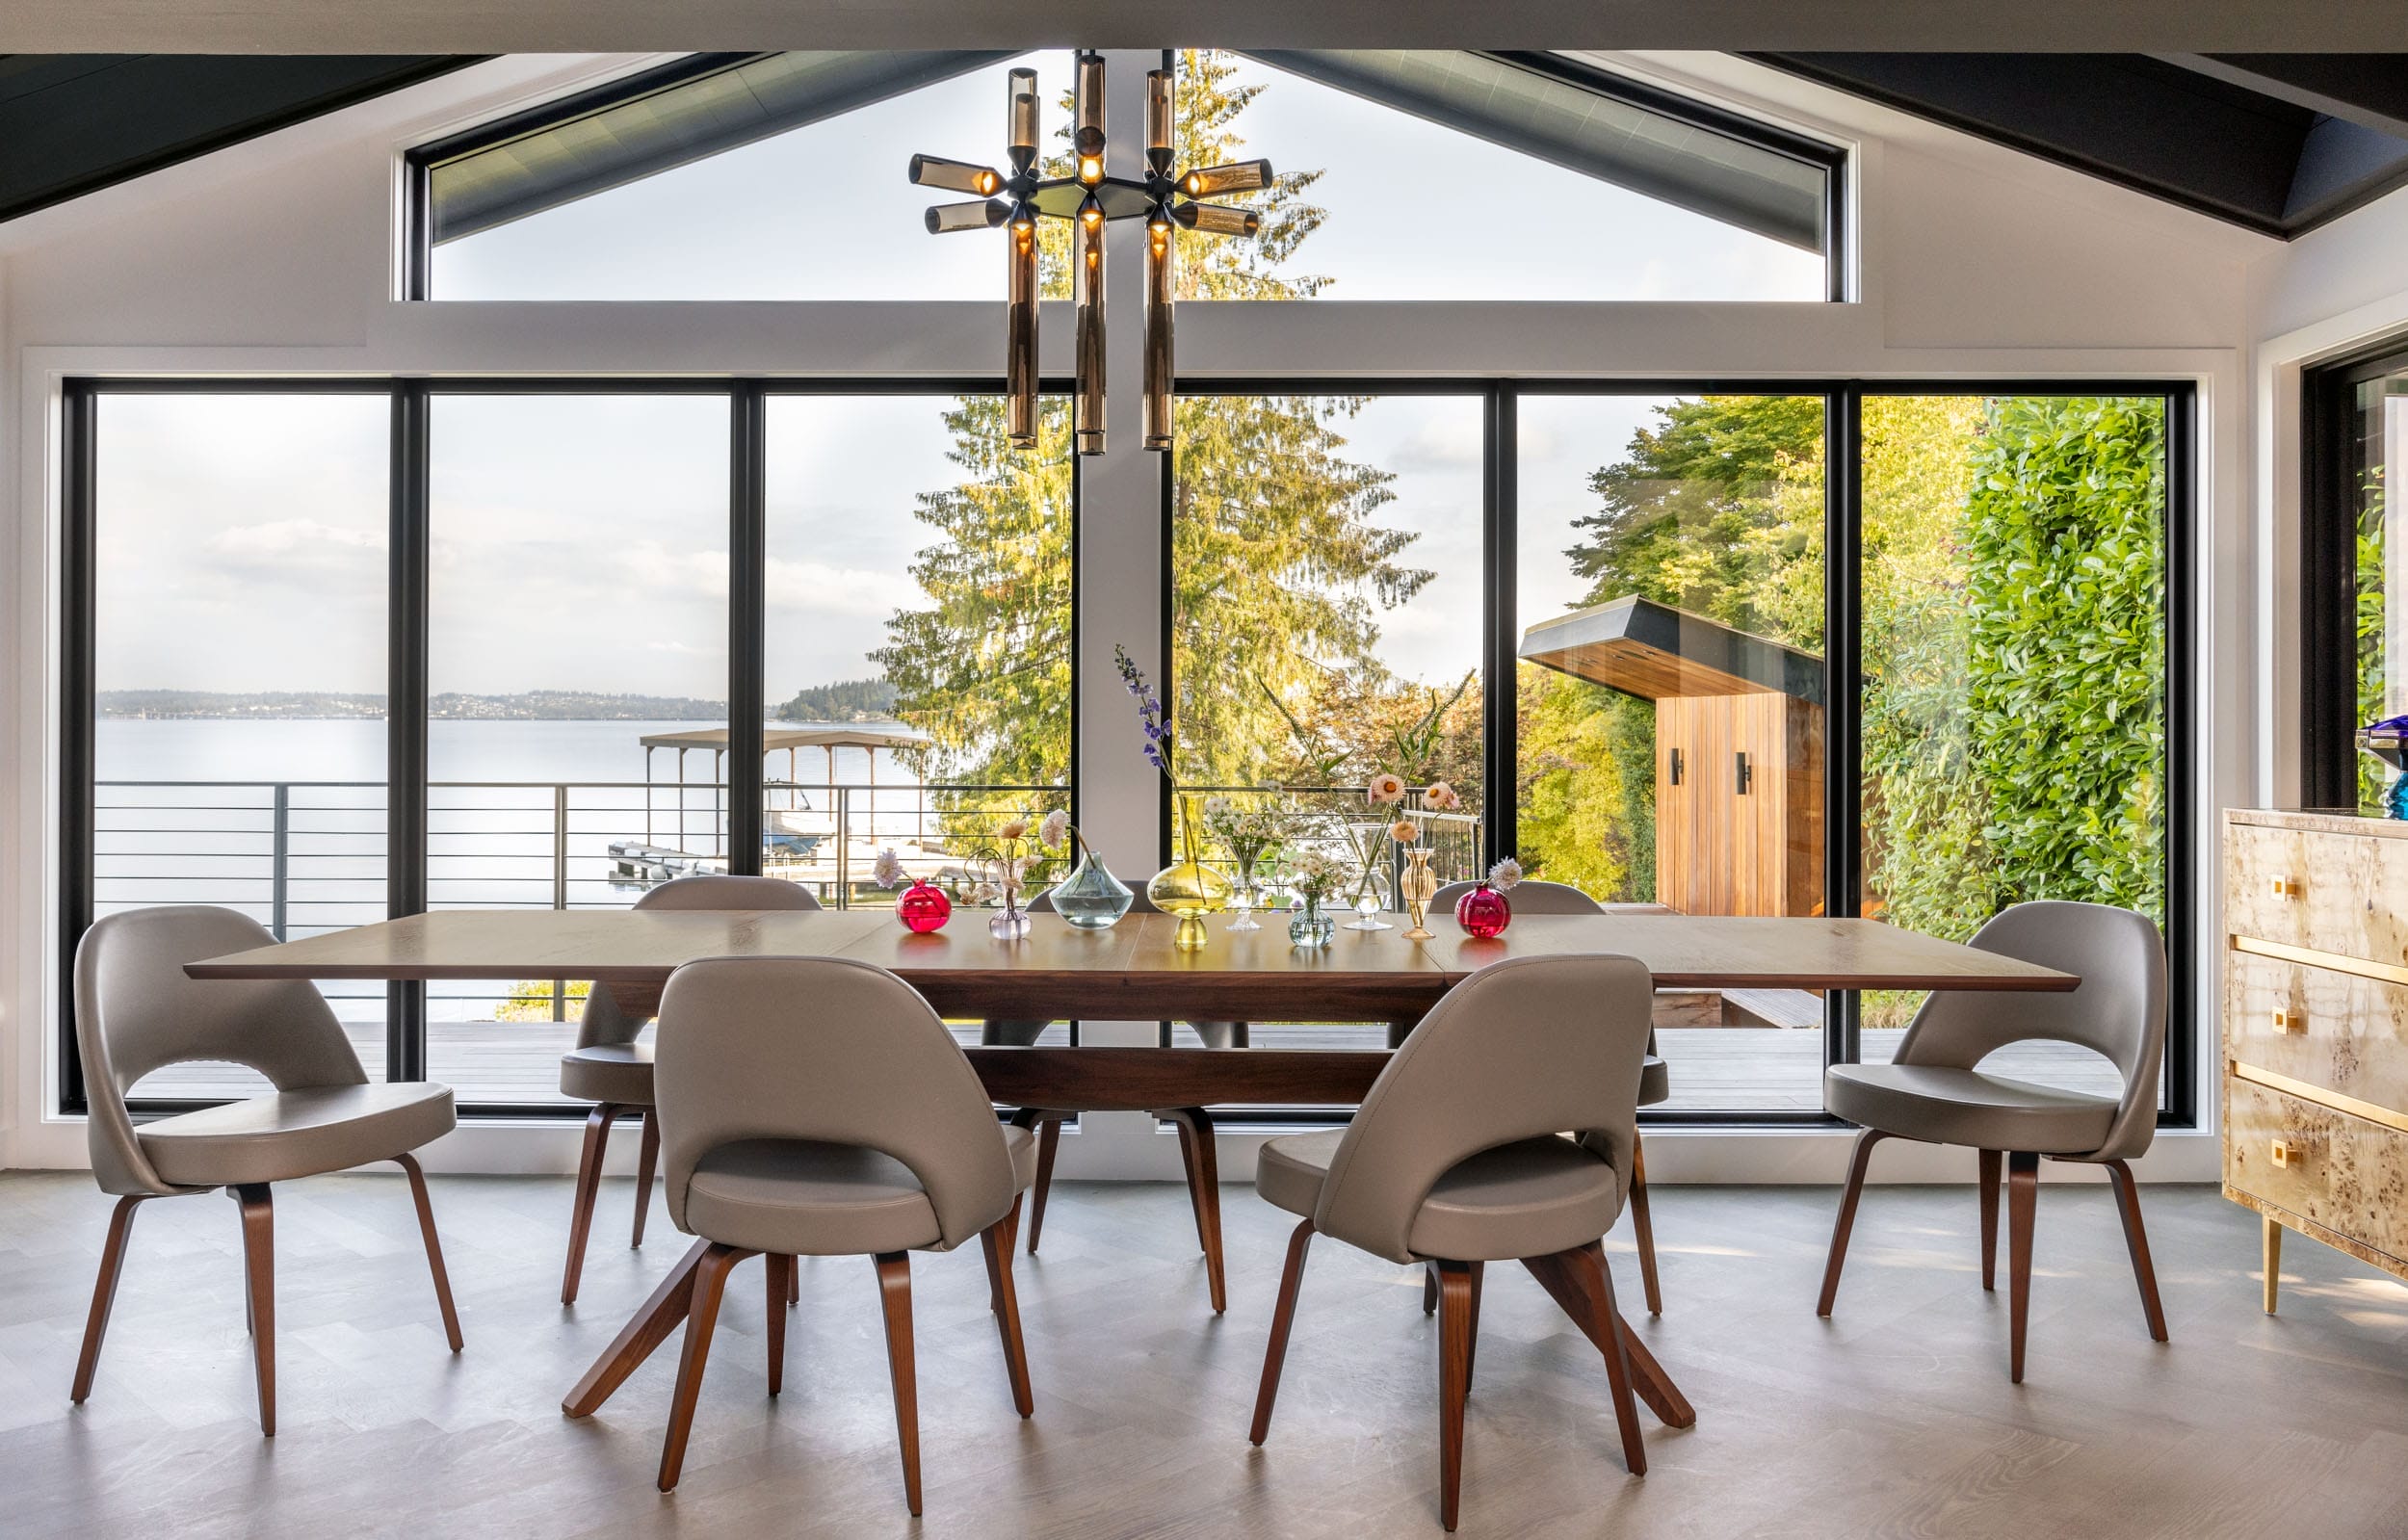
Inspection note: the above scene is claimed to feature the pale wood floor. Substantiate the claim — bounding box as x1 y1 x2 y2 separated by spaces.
3 1170 2404 1538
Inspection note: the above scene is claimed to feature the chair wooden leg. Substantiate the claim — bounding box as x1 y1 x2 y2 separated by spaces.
70 1194 146 1404
1568 1242 1648 1476
1424 1262 1439 1316
1817 1129 1889 1317
765 1254 792 1396
1463 1261 1485 1396
234 1184 276 1437
1435 1260 1476 1532
1627 1133 1662 1316
1521 1243 1692 1433
874 1253 923 1516
789 1256 800 1306
562 1103 617 1305
1161 1108 1227 1314
1249 1219 1314 1446
2006 1150 2039 1383
656 1242 747 1492
564 1237 707 1418
394 1153 463 1352
1977 1148 2002 1292
2263 1213 2284 1315
980 1211 1035 1417
631 1109 660 1249
2102 1159 2169 1343
1025 1115 1062 1256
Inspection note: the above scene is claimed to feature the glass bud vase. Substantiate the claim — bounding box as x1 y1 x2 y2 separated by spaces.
1050 847 1135 929
1454 881 1511 939
897 879 952 933
1289 895 1335 949
1147 791 1232 952
988 887 1032 941
1399 848 1439 941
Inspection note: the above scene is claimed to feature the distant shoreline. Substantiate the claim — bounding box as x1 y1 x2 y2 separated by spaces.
98 689 899 725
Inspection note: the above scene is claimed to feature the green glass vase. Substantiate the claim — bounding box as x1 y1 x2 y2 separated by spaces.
1147 792 1232 951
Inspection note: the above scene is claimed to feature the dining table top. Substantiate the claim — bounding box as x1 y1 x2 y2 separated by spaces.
186 905 2078 1004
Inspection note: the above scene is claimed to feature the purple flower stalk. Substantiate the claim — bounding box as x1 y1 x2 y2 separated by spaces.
1114 643 1175 782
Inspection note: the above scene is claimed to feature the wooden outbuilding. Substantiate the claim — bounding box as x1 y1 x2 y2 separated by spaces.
1521 595 1824 918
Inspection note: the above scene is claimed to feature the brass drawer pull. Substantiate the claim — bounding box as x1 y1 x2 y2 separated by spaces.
2270 1137 2303 1170
2272 1007 2300 1033
2271 876 2300 901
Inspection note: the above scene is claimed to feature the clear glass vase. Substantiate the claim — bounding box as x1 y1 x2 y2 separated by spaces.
1399 848 1439 941
987 888 1032 941
1289 896 1335 948
1147 792 1232 951
1226 847 1266 931
1050 846 1135 929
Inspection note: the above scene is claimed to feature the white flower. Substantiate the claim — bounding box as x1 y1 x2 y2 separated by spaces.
1424 781 1461 812
1486 857 1524 892
1366 771 1405 805
996 817 1030 843
1039 809 1071 849
1203 794 1233 818
873 847 906 889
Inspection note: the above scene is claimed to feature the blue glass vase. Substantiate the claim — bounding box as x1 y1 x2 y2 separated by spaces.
1050 848 1136 929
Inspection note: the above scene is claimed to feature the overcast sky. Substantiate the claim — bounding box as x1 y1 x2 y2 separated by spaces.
95 52 1814 702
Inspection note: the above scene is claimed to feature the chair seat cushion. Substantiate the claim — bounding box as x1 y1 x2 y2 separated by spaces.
1256 1131 1623 1263
1824 1062 2117 1155
560 1043 654 1105
139 1083 455 1189
684 1127 1037 1257
1639 1052 1669 1108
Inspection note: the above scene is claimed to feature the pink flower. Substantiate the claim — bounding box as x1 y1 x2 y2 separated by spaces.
996 818 1030 843
1366 771 1405 805
1389 820 1419 845
1424 781 1460 811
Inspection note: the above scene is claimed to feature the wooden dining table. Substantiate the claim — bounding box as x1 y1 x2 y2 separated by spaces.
191 903 2074 1431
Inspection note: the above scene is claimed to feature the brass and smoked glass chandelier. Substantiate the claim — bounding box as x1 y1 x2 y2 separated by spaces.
909 51 1271 454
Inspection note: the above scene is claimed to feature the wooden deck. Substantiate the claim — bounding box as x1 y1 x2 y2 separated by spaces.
137 1015 2126 1114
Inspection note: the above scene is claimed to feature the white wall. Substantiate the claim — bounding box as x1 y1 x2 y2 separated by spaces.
0 50 2271 1185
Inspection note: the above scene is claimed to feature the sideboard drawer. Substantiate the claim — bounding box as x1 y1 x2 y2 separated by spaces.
2224 821 2408 967
2226 1077 2408 1266
2226 950 2408 1111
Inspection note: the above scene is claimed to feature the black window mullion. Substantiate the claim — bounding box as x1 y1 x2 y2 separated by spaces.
728 382 767 874
2163 385 2199 1125
57 383 98 1115
1823 384 1865 1072
388 381 431 1083
1484 383 1515 871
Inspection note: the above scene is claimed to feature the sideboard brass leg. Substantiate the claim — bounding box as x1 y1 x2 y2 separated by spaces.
2262 1213 2282 1316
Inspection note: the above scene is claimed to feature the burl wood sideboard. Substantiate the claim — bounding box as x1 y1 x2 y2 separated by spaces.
2224 807 2408 1310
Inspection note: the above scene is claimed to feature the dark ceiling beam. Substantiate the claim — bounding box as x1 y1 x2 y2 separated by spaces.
2167 54 2408 140
3 1 2408 53
0 54 478 224
1749 52 2310 235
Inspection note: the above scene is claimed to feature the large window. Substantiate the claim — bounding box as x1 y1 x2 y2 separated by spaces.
412 49 1840 306
1162 380 2187 1118
84 389 391 1102
2305 341 2408 809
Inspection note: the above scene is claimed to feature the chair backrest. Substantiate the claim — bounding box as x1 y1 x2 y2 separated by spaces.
654 955 1016 1250
1431 877 1602 916
1894 900 2168 1162
577 874 821 1050
1314 953 1655 1264
74 905 367 1196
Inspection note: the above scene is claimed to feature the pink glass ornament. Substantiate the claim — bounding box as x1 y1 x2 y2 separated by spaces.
897 880 953 933
1454 882 1511 939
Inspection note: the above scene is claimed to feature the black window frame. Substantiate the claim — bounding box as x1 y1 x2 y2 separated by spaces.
1162 378 2198 1129
59 375 1079 1121
2301 337 2408 808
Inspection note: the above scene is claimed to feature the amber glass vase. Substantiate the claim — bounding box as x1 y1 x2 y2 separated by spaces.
1146 792 1232 951
1399 848 1439 941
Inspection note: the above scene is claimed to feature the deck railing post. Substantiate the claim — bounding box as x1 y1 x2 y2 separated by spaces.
835 787 851 907
553 783 570 1020
270 783 290 941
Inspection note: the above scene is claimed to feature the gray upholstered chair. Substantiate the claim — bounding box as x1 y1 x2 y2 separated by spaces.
1817 900 2169 1383
559 873 820 1305
1247 953 1683 1532
983 887 1245 1311
69 904 460 1435
1432 877 1669 1315
649 955 1037 1506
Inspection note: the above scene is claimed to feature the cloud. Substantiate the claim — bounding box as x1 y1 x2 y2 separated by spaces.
208 518 386 559
765 556 923 620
